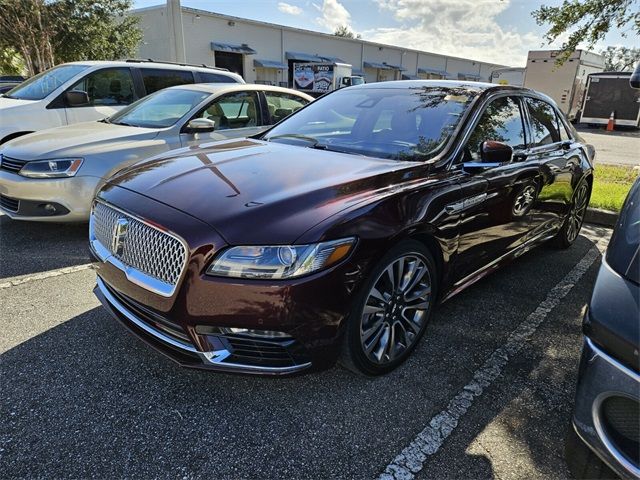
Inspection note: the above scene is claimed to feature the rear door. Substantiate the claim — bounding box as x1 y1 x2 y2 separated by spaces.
179 90 263 146
522 97 578 238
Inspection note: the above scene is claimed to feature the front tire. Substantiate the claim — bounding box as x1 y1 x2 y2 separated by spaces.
340 240 437 376
553 179 590 249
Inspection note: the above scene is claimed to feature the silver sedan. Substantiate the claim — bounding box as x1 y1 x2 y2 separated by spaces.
0 83 312 221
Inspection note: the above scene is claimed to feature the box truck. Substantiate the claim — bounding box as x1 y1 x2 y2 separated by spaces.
523 50 604 120
579 72 640 127
490 67 525 86
293 62 363 96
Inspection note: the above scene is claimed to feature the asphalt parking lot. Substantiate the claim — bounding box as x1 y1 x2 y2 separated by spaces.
577 125 640 167
0 208 613 479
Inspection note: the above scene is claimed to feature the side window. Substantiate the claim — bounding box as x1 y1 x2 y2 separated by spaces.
264 92 309 123
141 69 194 94
198 72 239 84
195 91 260 130
68 68 135 107
465 96 526 161
526 98 561 147
556 111 572 142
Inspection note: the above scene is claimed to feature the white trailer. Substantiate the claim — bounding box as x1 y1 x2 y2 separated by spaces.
523 50 604 120
490 67 525 86
579 72 640 127
292 62 363 96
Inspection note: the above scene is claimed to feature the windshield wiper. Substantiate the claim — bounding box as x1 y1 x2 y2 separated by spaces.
111 121 136 127
267 134 326 148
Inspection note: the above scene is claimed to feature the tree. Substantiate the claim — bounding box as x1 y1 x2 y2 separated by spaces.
0 48 27 76
601 46 640 71
0 0 141 76
533 0 640 64
334 25 361 39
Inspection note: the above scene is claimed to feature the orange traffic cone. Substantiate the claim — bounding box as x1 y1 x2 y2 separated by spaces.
606 111 615 131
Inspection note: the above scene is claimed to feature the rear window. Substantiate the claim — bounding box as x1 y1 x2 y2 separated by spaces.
141 69 194 94
198 72 239 84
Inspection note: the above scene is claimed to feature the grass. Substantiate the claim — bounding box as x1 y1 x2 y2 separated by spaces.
590 164 638 212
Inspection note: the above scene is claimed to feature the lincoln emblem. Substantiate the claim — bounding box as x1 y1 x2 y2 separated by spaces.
111 218 129 255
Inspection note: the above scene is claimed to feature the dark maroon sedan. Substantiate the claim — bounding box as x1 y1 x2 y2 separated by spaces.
90 80 594 376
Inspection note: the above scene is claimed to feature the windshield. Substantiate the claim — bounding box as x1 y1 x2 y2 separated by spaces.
108 88 210 128
4 64 88 100
263 86 477 161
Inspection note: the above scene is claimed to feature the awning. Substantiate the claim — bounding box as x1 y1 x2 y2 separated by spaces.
285 51 344 62
352 69 365 76
402 74 420 80
253 59 288 69
211 42 256 55
363 61 405 71
418 67 448 77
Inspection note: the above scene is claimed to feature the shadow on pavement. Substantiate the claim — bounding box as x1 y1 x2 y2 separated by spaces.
0 216 91 279
0 234 601 479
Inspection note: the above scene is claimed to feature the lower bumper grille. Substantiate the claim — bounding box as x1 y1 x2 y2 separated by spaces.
0 194 19 212
103 282 190 344
602 396 640 467
223 335 302 368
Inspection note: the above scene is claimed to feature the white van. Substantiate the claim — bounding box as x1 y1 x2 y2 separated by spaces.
0 60 244 144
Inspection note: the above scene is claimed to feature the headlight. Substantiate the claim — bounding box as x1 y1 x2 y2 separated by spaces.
207 237 356 279
19 158 83 178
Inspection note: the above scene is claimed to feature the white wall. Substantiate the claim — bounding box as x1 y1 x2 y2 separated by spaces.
132 6 507 84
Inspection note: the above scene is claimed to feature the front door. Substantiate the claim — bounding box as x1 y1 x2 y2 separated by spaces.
180 91 263 147
452 95 538 283
64 68 136 124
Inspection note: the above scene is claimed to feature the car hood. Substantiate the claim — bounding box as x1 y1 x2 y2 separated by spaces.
0 96 38 109
106 138 424 244
1 122 160 160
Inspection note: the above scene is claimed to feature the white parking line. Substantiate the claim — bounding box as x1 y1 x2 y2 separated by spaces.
379 245 602 480
0 263 95 289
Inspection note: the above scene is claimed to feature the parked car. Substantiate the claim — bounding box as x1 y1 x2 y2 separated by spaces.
0 60 244 145
0 84 311 221
565 71 639 480
90 80 594 376
0 75 26 95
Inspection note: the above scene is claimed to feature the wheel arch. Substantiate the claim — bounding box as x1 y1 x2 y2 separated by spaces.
0 131 33 145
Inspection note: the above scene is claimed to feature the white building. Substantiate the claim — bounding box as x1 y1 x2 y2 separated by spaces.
131 3 507 86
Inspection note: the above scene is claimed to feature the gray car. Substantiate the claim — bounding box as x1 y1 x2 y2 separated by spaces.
0 83 312 221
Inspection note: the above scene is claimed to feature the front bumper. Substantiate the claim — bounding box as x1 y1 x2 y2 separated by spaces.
572 336 640 479
0 169 100 221
91 186 367 375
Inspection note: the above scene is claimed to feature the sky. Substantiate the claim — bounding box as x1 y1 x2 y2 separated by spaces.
132 0 638 66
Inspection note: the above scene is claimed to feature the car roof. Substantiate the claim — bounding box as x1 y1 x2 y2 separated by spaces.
165 82 315 99
61 61 242 77
355 79 515 91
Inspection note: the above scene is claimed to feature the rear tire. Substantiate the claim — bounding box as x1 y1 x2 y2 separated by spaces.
553 179 591 249
339 240 437 376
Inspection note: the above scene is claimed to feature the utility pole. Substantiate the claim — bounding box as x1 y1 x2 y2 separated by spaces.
167 0 186 63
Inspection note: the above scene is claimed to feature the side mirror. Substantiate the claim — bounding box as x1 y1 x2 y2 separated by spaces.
185 118 216 133
65 90 90 107
481 140 513 164
630 64 640 89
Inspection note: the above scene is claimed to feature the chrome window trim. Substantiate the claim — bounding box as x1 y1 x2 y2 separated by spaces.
587 337 640 478
96 276 312 374
89 199 189 297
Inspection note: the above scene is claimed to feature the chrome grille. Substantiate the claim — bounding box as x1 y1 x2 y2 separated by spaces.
0 155 27 174
91 201 187 287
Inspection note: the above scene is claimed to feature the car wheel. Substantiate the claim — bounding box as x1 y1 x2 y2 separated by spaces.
553 179 590 249
565 424 617 479
340 240 437 376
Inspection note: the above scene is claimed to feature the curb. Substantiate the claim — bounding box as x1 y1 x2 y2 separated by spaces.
585 208 618 228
